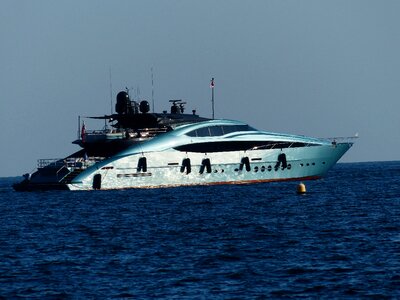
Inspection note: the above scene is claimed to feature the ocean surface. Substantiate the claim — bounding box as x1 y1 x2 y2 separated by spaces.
0 161 399 299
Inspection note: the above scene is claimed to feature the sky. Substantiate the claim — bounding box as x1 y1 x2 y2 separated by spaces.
1 0 399 177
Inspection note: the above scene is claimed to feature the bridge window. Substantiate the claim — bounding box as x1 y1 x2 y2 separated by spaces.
197 127 211 137
210 126 224 136
186 125 256 137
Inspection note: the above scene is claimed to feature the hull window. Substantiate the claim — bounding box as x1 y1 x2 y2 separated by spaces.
180 158 191 174
239 157 251 172
93 174 101 190
199 158 212 174
137 157 147 172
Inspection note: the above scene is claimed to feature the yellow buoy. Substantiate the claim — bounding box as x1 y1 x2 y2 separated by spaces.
297 183 306 194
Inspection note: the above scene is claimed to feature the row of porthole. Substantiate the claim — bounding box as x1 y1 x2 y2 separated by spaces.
257 164 292 172
195 163 292 174
234 164 292 173
301 162 314 167
139 157 326 175
186 161 323 174
300 162 325 167
234 161 326 173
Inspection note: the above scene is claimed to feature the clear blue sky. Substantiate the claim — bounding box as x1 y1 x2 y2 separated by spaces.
1 0 399 177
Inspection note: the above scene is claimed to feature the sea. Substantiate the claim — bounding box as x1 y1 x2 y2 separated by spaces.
0 161 399 299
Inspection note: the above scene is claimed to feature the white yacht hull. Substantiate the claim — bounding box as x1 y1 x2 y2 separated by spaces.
68 143 351 191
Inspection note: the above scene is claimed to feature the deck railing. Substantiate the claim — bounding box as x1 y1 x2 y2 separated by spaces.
37 159 64 168
250 136 358 151
251 142 317 151
82 127 168 141
326 136 358 144
37 157 105 169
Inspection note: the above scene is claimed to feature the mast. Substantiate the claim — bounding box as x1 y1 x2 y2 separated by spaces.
210 77 215 119
109 67 113 114
151 67 155 113
78 115 81 139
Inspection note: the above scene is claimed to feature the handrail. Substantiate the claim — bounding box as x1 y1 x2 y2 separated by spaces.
84 129 123 135
82 127 168 138
37 157 105 169
56 165 67 179
249 136 357 151
250 142 315 151
37 159 63 168
325 136 358 144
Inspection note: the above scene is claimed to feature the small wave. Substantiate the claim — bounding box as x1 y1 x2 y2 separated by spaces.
215 253 242 262
113 292 136 298
286 267 317 275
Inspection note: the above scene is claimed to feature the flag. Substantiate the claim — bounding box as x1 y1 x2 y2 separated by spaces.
210 78 215 89
81 121 86 143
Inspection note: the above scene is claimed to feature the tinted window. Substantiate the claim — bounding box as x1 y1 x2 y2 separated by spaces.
222 125 255 134
186 130 197 137
221 125 236 134
197 127 210 137
209 126 224 136
186 128 210 137
186 124 256 137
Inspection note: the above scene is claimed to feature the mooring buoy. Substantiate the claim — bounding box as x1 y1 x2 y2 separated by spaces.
297 183 306 194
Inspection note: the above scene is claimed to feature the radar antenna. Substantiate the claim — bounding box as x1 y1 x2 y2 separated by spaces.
169 99 186 114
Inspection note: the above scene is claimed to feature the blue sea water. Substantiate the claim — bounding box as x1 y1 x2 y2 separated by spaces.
0 161 400 299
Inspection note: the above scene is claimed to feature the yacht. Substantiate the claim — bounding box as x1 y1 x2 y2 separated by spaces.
13 90 355 191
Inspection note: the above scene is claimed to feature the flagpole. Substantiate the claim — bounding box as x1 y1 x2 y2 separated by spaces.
211 78 215 119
